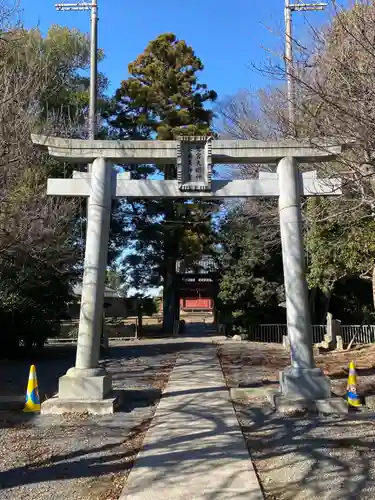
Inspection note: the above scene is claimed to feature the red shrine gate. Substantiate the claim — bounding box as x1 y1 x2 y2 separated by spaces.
176 255 216 314
180 298 213 312
157 255 217 314
159 298 214 313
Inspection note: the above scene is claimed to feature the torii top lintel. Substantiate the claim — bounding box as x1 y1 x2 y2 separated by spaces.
31 134 342 164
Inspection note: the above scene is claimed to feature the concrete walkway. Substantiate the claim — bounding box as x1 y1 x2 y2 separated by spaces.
120 343 264 500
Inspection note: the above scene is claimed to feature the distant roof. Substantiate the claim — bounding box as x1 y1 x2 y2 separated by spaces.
72 283 126 298
176 255 218 275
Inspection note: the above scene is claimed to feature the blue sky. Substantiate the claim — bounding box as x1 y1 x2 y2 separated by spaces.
21 0 344 297
22 0 337 101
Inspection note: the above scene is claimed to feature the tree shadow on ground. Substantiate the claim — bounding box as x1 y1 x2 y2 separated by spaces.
0 327 256 499
3 341 375 500
219 339 375 500
0 374 257 499
237 403 375 500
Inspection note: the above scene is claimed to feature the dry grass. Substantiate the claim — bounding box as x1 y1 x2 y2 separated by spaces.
0 355 177 500
218 343 289 388
218 342 375 398
94 417 153 500
219 341 375 500
315 344 375 376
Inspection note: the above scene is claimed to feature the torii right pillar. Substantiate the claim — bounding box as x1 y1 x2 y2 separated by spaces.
276 157 336 408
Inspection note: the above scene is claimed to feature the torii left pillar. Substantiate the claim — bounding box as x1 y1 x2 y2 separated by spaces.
43 158 116 414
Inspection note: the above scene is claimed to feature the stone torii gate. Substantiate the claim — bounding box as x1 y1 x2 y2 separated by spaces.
32 134 342 414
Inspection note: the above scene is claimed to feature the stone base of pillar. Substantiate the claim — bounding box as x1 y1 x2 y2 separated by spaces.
266 365 348 416
59 373 112 400
267 366 348 415
267 390 348 415
280 366 331 400
41 395 120 415
40 367 119 415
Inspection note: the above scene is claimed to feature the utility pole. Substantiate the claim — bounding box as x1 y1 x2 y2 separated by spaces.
285 0 327 135
55 1 98 143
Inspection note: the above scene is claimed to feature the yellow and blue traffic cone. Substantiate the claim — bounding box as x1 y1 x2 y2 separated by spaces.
346 360 361 407
23 364 41 412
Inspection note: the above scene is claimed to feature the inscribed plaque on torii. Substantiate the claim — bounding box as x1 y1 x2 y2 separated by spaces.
177 136 212 191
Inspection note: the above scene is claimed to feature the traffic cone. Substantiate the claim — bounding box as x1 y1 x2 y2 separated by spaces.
346 360 361 407
23 365 41 412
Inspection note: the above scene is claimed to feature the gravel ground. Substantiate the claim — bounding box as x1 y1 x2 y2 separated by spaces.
0 340 180 500
218 341 375 500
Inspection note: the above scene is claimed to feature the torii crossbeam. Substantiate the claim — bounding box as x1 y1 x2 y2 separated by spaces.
32 134 343 414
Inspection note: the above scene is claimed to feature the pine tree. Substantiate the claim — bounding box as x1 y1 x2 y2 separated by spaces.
107 33 218 332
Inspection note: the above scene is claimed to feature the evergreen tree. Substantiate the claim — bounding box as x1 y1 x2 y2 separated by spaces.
217 206 285 333
305 197 375 317
107 33 218 332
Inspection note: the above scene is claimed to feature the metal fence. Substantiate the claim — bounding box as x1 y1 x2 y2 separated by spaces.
247 324 287 343
341 325 375 344
246 324 375 345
